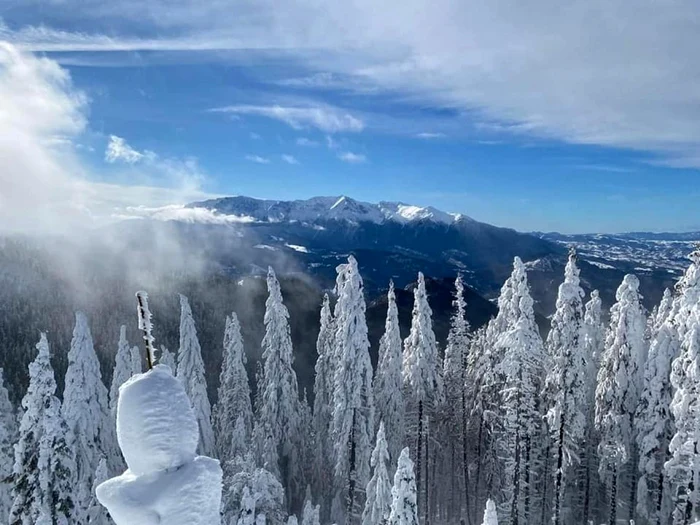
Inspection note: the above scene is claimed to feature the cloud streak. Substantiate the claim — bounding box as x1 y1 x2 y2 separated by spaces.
245 154 271 164
338 151 367 164
211 104 364 133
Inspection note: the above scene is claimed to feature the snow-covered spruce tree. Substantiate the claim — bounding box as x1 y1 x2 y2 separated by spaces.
580 290 605 525
87 458 112 524
0 368 18 523
441 275 472 522
403 272 443 523
480 499 498 525
670 249 700 336
130 346 142 375
224 452 286 525
312 293 335 513
63 312 118 519
10 334 76 525
330 256 375 525
542 249 586 525
177 294 215 457
595 274 647 525
159 346 176 371
652 289 674 335
493 257 545 525
362 422 393 525
388 448 419 525
374 281 405 469
301 497 320 525
110 326 132 422
255 267 305 510
466 325 501 522
666 297 700 524
636 321 678 525
214 312 253 464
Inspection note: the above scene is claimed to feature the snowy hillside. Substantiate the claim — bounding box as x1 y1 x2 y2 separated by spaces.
538 231 700 275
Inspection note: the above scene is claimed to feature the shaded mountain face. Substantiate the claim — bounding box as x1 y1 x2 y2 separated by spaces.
189 195 563 298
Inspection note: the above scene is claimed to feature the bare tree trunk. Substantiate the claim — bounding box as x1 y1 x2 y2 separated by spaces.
417 400 424 524
347 408 357 525
462 388 472 525
553 417 566 525
609 465 617 525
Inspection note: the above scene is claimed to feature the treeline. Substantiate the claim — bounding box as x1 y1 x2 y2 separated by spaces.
1 249 700 525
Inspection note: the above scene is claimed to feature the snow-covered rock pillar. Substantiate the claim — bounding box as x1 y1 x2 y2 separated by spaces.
96 364 223 525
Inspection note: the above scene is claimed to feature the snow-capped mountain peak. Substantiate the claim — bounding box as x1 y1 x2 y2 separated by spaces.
187 195 469 226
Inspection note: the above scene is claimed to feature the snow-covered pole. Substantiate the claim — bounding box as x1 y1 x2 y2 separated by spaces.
136 291 155 370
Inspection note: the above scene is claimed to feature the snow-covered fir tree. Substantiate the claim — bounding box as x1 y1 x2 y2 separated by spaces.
301 497 320 525
62 312 117 519
159 345 176 371
214 312 253 464
493 257 545 525
130 346 142 375
652 288 674 335
177 294 215 457
595 274 647 525
403 272 443 522
580 289 605 524
636 321 678 525
542 249 586 525
330 256 375 525
87 458 112 524
666 256 700 525
374 281 405 468
255 267 305 510
10 334 76 525
441 275 472 521
362 422 392 525
224 453 286 525
109 326 132 420
388 448 419 525
312 293 335 512
481 499 498 525
670 249 700 336
0 368 18 524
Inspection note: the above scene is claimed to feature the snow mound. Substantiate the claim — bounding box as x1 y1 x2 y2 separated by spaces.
96 456 222 525
116 364 198 475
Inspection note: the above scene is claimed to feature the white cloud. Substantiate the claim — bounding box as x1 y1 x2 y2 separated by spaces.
249 132 261 140
105 135 144 163
281 154 299 165
7 1 700 165
116 204 255 224
296 137 319 147
211 104 364 133
245 154 271 164
338 151 367 164
416 132 445 139
0 43 212 233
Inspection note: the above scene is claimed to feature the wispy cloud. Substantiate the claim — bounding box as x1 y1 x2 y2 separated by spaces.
105 135 144 163
415 132 446 139
245 154 271 164
281 154 299 165
210 104 364 133
249 132 261 140
296 137 319 147
574 164 637 174
338 151 367 164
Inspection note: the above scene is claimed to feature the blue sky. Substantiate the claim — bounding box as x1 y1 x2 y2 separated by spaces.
1 0 700 233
